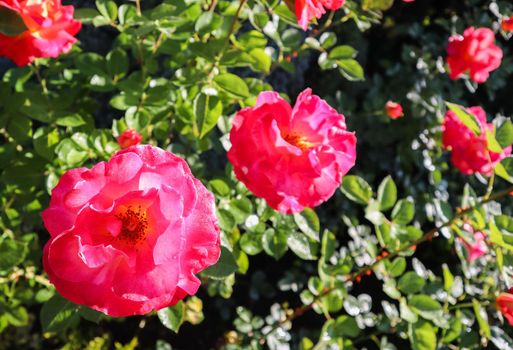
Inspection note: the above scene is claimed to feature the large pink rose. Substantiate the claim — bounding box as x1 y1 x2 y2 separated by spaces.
442 106 511 175
42 145 220 317
285 0 345 31
0 0 81 66
227 88 357 214
446 27 502 84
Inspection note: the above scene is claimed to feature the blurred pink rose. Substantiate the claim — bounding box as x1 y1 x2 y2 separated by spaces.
457 224 487 262
42 145 220 317
446 27 502 83
227 88 357 214
285 0 345 31
385 101 404 119
117 129 143 149
0 0 81 66
442 106 511 175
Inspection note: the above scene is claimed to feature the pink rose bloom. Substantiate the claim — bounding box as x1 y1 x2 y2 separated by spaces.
446 27 503 84
285 0 345 31
385 101 403 119
42 145 220 317
227 88 357 214
442 106 511 175
457 225 487 262
117 129 143 149
0 0 82 66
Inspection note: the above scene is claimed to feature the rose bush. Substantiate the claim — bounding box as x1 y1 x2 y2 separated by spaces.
1 0 513 349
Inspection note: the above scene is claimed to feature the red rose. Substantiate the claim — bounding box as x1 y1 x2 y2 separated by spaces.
286 0 346 31
385 101 403 119
497 289 513 326
446 27 502 84
502 16 513 32
42 145 220 317
442 106 511 175
0 0 81 66
227 88 357 214
117 129 143 149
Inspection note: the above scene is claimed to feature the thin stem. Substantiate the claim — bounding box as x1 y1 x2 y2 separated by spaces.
485 172 495 200
135 0 142 16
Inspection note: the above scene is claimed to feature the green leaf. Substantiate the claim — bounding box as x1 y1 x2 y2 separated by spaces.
107 48 129 78
195 12 214 33
486 129 503 153
0 238 28 272
40 294 80 333
287 231 317 260
408 320 437 350
442 264 454 292
496 119 513 149
263 229 288 260
96 0 118 21
389 257 407 277
202 246 238 279
337 59 364 81
321 230 336 260
334 315 360 337
391 198 415 225
7 116 32 143
495 157 513 183
0 7 27 36
377 176 397 211
340 175 373 205
293 208 320 241
362 0 394 10
409 295 443 322
248 48 271 73
157 301 184 333
193 93 223 138
328 45 356 60
56 114 86 127
208 179 230 197
446 102 481 136
472 298 491 339
398 272 426 294
214 73 249 98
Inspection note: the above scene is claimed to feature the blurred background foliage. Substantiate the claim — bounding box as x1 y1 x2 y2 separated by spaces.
1 0 513 349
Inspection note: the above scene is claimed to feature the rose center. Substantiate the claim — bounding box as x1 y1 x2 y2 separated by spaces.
282 132 312 150
115 206 148 244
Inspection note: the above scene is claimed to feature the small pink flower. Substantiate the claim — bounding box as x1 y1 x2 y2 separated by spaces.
442 106 511 175
227 88 357 214
446 27 502 84
497 288 513 326
385 101 403 119
457 225 488 262
117 129 143 149
403 0 415 2
42 145 220 317
0 0 82 66
502 16 513 32
285 0 346 31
